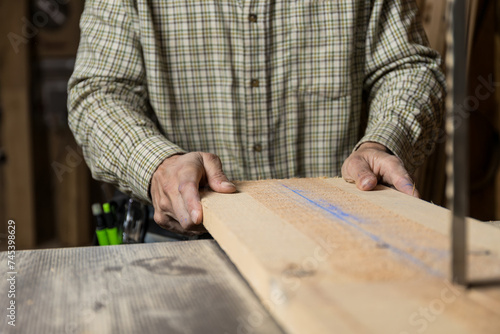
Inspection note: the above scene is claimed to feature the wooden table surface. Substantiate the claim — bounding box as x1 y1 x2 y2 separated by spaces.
0 240 285 334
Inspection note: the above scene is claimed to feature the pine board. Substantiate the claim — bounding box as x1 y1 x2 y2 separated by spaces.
202 178 500 334
0 240 285 334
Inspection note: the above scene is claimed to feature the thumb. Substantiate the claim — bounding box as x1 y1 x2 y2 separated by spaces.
381 159 420 198
342 156 378 191
201 153 237 193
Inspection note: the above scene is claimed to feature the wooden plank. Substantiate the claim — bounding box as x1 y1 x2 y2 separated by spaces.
0 240 285 334
202 178 500 334
0 0 37 249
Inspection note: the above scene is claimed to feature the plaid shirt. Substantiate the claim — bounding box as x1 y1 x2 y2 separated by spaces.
68 0 445 203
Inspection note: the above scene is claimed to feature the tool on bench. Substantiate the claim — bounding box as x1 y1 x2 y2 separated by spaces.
122 198 148 243
103 202 122 245
92 203 110 246
91 195 210 245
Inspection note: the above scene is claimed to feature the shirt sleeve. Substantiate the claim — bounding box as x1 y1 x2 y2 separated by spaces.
356 0 446 174
67 0 186 203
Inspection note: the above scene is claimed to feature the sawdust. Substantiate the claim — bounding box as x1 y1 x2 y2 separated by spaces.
238 178 500 282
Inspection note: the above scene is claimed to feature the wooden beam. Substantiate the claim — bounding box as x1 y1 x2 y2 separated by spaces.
0 0 37 249
202 178 500 334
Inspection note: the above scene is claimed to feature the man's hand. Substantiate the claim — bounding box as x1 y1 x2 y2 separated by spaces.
150 152 236 234
341 142 420 198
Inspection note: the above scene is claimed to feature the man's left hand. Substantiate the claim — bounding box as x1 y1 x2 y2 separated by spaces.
341 142 419 198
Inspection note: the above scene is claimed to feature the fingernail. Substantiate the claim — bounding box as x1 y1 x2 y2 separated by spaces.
221 181 236 188
190 210 200 224
361 178 375 189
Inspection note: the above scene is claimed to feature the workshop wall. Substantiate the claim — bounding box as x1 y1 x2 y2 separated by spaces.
415 0 500 221
0 0 100 250
0 0 499 250
31 0 96 248
466 0 499 221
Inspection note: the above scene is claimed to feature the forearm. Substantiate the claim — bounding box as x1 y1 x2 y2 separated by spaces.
68 0 185 202
359 0 446 174
68 81 185 201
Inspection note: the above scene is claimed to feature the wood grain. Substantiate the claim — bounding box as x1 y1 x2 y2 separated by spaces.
202 178 500 334
0 240 285 334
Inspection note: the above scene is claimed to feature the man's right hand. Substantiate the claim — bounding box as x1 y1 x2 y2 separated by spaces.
150 152 236 235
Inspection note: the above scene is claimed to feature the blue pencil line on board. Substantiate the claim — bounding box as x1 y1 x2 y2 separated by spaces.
281 184 442 277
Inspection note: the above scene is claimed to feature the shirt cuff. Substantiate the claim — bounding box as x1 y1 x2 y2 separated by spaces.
354 121 417 174
127 135 186 203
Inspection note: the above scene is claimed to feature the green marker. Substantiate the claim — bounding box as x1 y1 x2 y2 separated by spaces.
92 203 110 246
103 203 121 245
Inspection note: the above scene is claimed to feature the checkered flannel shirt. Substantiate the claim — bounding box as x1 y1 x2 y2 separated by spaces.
68 0 445 203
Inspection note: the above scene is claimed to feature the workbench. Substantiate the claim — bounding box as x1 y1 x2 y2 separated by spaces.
0 240 284 334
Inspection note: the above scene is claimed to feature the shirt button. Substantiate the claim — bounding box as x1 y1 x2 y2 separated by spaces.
249 14 257 23
251 79 259 87
253 143 263 152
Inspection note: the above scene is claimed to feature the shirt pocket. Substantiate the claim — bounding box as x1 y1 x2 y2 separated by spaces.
293 0 351 99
